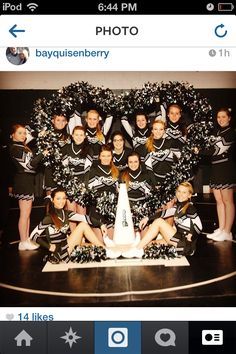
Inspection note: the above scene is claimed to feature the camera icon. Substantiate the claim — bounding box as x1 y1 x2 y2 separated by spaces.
108 327 128 347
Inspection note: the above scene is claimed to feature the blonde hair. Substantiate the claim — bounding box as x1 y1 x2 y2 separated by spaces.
146 120 166 152
87 109 104 142
176 181 193 213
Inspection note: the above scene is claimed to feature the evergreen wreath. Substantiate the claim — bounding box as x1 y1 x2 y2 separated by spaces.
32 81 213 219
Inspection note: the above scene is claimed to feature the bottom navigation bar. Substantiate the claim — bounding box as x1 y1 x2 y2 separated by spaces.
0 321 235 353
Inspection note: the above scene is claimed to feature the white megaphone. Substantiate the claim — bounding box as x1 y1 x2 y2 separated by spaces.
113 183 136 245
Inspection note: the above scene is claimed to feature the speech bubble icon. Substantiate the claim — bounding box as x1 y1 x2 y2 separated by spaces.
155 328 176 347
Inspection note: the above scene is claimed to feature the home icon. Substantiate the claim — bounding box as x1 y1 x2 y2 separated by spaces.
14 330 33 347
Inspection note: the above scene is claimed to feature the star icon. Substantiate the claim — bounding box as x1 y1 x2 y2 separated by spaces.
60 326 82 348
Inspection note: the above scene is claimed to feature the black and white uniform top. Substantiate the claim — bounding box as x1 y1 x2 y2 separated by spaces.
113 147 132 171
61 142 93 182
9 142 43 200
165 121 186 152
88 163 119 195
87 163 119 227
144 138 181 185
204 126 236 189
44 132 71 191
68 113 113 160
149 201 202 255
121 167 156 203
121 116 150 161
30 210 86 262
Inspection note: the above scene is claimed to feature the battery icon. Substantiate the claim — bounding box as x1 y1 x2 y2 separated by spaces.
218 3 234 11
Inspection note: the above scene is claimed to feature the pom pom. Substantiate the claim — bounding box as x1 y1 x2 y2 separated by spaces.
31 80 213 208
143 243 178 259
70 245 106 263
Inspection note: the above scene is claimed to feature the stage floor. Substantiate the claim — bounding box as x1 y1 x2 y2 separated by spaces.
0 235 236 306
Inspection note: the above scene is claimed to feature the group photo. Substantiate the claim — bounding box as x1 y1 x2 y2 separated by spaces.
0 71 235 306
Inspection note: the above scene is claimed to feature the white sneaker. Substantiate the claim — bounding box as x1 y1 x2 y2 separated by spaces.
206 228 222 240
211 231 233 242
103 235 115 247
106 248 121 259
122 247 144 259
18 239 40 251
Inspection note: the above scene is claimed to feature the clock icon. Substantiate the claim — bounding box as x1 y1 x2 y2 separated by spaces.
206 3 214 11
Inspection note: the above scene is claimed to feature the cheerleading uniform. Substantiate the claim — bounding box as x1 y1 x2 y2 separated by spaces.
205 126 236 189
30 209 86 262
121 116 150 161
61 142 93 182
121 167 156 203
85 127 105 160
144 138 180 185
9 142 44 200
78 115 113 160
165 121 186 152
87 163 118 227
44 132 71 191
113 147 132 171
149 201 202 255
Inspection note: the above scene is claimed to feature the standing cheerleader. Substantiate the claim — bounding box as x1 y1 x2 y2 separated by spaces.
123 182 202 258
29 188 105 263
165 104 187 151
85 109 113 161
44 114 71 194
144 120 181 187
121 113 151 161
204 108 236 241
110 131 132 171
9 124 48 250
61 126 92 215
87 145 119 241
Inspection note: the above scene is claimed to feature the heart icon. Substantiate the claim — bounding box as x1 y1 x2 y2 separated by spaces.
6 313 14 321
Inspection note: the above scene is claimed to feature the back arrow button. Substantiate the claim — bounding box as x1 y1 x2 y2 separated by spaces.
9 24 26 38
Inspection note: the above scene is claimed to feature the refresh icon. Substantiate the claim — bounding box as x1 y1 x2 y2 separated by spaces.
214 24 228 38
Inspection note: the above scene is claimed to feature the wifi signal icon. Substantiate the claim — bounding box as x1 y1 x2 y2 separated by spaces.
27 3 39 12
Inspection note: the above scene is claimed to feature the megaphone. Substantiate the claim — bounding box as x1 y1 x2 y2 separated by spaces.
113 183 136 245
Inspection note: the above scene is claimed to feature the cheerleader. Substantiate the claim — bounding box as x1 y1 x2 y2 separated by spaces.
165 104 187 150
61 126 92 216
9 124 48 250
82 109 112 161
87 145 119 241
144 120 181 187
110 131 132 171
120 152 156 235
121 107 166 159
120 151 156 204
123 182 202 258
121 113 150 161
204 108 235 241
29 188 105 263
44 114 71 193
